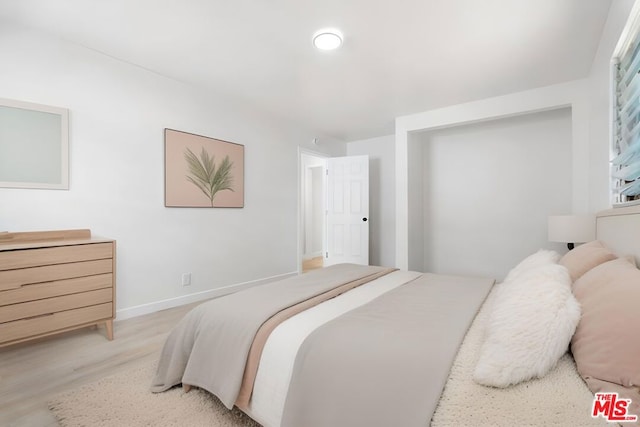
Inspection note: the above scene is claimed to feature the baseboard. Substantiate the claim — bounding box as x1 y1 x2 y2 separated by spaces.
115 271 298 321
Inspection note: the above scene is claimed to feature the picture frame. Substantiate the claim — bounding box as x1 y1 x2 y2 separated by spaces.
0 97 69 190
164 128 245 208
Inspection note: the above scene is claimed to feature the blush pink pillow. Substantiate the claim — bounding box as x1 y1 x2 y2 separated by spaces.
559 240 616 282
571 257 640 396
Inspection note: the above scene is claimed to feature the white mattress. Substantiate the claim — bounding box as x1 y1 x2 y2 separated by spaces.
245 270 422 427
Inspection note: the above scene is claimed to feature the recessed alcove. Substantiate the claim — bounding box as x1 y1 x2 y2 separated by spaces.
406 108 572 279
395 81 591 279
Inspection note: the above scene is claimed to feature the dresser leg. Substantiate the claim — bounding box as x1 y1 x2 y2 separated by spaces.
104 319 114 340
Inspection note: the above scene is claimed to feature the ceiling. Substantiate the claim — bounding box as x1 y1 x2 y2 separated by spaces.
0 0 612 141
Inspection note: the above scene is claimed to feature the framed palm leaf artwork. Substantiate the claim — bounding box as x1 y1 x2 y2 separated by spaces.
164 129 244 208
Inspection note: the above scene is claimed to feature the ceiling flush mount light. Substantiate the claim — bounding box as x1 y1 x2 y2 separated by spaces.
313 29 343 51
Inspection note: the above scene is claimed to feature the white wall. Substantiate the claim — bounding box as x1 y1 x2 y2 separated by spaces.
395 79 589 270
392 0 639 271
420 108 572 280
346 135 395 267
0 22 345 318
301 153 326 259
407 135 424 271
339 0 637 275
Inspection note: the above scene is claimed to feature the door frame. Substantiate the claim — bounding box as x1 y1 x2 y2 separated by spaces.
297 147 328 273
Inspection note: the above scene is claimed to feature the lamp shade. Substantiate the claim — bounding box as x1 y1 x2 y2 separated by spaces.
548 215 595 243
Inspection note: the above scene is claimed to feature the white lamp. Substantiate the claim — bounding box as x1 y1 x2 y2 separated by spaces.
548 215 596 250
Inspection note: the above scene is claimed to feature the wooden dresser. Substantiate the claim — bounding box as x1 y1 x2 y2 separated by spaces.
0 229 116 347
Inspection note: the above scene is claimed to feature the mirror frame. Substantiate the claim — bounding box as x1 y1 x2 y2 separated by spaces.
0 97 69 190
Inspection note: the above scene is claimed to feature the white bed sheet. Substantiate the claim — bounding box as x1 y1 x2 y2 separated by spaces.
246 270 422 427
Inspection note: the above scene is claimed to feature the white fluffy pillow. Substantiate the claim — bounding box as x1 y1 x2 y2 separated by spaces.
474 262 580 388
502 249 560 283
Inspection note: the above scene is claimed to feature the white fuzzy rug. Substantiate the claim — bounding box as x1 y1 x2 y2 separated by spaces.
49 360 260 427
49 290 608 427
432 291 609 427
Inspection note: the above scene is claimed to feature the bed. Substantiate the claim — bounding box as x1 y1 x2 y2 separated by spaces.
151 206 640 427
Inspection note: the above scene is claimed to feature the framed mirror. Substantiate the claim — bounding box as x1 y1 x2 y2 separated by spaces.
0 97 69 189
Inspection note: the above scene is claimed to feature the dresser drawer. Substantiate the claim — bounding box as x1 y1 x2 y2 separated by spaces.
0 288 112 323
0 259 113 291
0 302 113 345
0 274 112 307
0 242 113 271
0 230 116 345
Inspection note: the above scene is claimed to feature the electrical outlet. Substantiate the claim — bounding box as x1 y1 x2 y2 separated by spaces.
181 273 192 287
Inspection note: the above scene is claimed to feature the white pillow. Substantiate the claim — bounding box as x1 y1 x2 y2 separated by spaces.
473 262 580 388
503 249 560 283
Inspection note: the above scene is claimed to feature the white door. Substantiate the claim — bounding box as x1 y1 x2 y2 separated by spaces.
325 155 369 266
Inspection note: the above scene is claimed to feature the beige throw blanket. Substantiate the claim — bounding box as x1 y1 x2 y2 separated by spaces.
281 273 495 427
150 264 394 409
235 266 395 408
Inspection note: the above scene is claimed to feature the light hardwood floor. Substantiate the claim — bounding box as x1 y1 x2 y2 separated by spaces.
0 301 201 427
302 256 323 272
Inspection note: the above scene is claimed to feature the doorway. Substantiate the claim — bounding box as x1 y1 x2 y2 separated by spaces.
298 151 371 272
300 151 327 273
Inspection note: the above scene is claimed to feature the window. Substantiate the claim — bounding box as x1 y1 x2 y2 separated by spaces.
612 7 640 206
